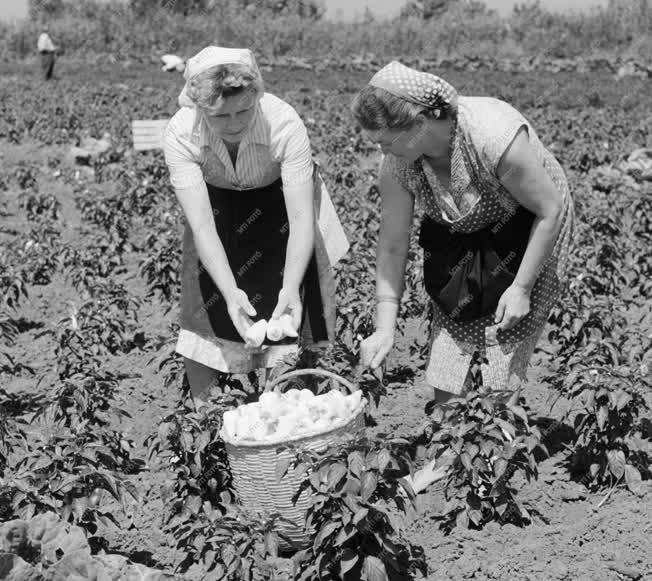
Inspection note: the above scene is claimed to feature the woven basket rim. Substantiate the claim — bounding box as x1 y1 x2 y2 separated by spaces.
222 401 367 449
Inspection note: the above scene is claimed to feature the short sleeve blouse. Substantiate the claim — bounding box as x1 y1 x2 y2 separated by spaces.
380 96 544 226
163 92 314 192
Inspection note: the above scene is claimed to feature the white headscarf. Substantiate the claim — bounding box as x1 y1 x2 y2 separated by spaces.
178 46 261 108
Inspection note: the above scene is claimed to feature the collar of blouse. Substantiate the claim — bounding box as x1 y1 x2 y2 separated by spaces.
192 99 268 151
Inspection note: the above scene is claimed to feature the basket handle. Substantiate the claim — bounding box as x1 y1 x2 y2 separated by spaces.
267 368 358 394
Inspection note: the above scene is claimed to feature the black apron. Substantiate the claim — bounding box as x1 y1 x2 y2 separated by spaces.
418 205 536 322
186 179 328 346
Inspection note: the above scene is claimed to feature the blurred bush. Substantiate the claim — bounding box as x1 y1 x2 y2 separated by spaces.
1 0 650 62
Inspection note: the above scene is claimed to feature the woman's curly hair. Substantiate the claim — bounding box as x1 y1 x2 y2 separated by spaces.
351 85 457 131
186 63 264 108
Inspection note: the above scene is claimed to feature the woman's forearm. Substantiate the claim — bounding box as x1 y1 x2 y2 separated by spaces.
192 223 238 301
282 218 314 290
513 209 563 292
375 245 408 331
374 168 414 334
172 181 240 302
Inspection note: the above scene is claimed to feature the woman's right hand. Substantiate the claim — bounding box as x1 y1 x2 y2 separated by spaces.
225 288 257 341
360 329 395 370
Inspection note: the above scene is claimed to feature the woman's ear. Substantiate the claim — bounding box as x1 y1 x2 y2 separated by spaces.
414 113 427 126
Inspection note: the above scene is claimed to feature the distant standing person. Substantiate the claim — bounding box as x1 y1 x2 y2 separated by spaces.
37 26 57 81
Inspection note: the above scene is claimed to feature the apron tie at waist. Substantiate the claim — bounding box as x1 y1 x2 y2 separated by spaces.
418 205 535 323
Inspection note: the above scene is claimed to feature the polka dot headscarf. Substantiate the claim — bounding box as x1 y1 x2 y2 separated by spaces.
369 61 457 117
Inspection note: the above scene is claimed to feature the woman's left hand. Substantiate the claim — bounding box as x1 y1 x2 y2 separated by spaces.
271 287 302 331
495 283 531 331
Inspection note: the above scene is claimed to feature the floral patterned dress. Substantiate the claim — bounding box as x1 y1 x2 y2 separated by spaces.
382 96 574 394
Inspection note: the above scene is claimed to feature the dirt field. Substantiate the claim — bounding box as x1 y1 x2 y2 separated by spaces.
1 61 650 580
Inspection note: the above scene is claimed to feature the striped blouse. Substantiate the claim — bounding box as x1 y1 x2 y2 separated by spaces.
163 92 314 192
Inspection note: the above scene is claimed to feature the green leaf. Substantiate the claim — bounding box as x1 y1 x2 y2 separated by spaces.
52 474 80 493
193 533 206 553
616 391 632 411
468 509 482 525
596 406 608 430
493 458 508 480
377 449 391 472
584 389 596 409
318 464 330 484
494 497 509 516
31 456 53 472
204 549 216 570
348 451 365 477
184 494 202 516
309 471 322 489
455 510 469 529
195 431 210 452
460 453 472 471
275 456 293 482
472 456 489 472
360 472 377 501
480 439 495 457
465 443 479 460
353 507 368 525
507 404 529 424
313 521 338 550
340 549 359 576
221 543 236 567
624 464 643 496
265 531 279 557
293 462 309 479
363 555 388 581
607 449 626 479
344 476 361 496
210 563 226 579
525 435 541 454
327 462 348 488
494 418 515 440
343 494 361 514
181 431 194 451
335 523 356 547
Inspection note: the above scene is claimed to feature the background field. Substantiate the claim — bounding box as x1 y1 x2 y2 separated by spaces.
1 0 651 63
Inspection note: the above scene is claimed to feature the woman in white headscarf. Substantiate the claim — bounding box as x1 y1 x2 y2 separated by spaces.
164 46 348 405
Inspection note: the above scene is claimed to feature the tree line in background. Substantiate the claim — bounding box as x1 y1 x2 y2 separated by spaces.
29 0 326 19
2 0 650 63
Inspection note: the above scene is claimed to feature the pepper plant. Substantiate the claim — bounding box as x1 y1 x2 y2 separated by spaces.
425 389 545 532
281 435 427 581
561 365 649 493
146 379 282 577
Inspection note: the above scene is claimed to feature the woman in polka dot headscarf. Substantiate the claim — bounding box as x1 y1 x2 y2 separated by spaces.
351 61 574 461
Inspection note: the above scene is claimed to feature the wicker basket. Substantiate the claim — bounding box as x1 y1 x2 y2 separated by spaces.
223 368 366 551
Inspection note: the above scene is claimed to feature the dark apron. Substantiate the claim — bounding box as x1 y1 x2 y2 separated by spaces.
40 51 55 80
418 205 536 322
191 178 328 346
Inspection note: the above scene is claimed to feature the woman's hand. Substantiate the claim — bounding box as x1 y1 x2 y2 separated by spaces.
495 283 531 331
360 329 395 370
271 287 302 331
225 289 257 341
